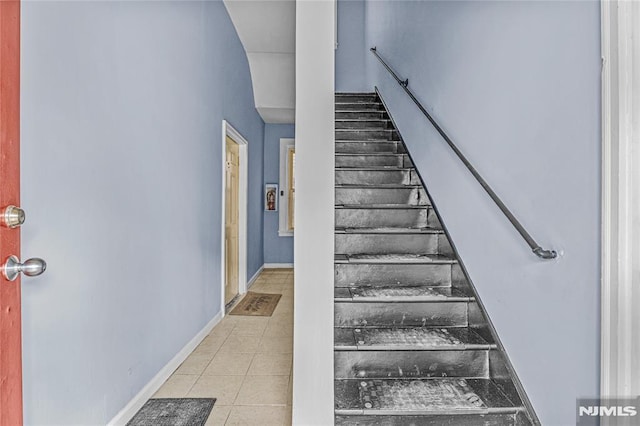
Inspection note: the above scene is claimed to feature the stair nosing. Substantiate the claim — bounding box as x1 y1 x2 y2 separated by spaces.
335 204 430 209
333 343 494 351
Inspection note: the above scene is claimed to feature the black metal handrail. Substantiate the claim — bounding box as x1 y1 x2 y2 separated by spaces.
370 47 557 259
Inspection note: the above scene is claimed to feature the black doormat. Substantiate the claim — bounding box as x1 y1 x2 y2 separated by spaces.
127 398 215 426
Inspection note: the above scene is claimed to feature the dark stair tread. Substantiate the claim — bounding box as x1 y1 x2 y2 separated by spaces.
336 167 413 171
335 153 405 157
334 326 491 350
335 254 457 264
335 378 521 415
335 227 442 234
334 285 472 303
335 204 430 209
335 413 527 426
335 139 399 143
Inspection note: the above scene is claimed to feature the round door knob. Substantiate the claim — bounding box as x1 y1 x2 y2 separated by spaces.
2 256 47 282
1 205 25 228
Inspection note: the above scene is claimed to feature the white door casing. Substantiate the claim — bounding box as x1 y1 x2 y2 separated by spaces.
221 120 249 314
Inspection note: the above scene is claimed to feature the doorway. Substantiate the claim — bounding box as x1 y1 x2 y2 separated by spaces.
221 121 248 314
225 136 240 306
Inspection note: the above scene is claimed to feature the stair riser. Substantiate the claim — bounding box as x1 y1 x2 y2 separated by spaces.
336 120 394 130
337 130 400 141
335 264 452 288
336 94 378 103
335 302 468 327
335 414 524 426
336 187 428 206
335 154 405 168
336 103 385 111
336 111 388 120
335 233 448 255
336 170 408 186
336 208 439 229
335 350 489 379
336 170 419 186
336 142 399 154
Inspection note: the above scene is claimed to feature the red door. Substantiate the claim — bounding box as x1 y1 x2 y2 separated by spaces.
0 2 22 425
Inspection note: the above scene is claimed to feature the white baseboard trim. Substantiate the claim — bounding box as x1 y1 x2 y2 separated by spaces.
263 263 294 269
107 312 223 426
247 265 264 289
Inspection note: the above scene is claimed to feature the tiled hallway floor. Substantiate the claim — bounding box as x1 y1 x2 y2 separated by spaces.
151 268 294 425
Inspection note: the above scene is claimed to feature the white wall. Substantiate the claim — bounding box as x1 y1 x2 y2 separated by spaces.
292 0 335 424
20 2 264 424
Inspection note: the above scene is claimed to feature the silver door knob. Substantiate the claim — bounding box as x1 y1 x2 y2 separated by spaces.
2 256 47 282
1 205 25 228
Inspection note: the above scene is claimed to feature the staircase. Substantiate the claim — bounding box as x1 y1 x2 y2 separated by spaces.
333 93 536 426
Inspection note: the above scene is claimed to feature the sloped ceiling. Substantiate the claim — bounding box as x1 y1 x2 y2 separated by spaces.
224 0 296 124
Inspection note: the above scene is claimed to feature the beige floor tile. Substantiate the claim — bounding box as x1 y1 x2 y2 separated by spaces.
258 336 293 354
235 375 289 406
205 404 232 426
152 374 198 398
187 375 244 404
193 336 227 356
230 316 270 336
287 375 293 406
276 304 293 313
263 323 293 338
218 334 261 353
284 406 292 425
225 406 287 426
174 352 215 375
247 353 292 376
203 352 255 376
255 283 285 293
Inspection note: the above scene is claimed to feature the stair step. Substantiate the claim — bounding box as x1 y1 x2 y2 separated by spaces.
336 254 457 264
335 347 490 381
336 227 440 234
336 103 385 111
336 186 427 206
335 232 451 256
335 93 378 102
336 141 399 154
336 169 419 186
335 299 469 327
336 129 400 141
335 263 453 288
336 206 438 229
334 378 521 415
336 120 394 130
335 327 490 350
336 111 389 120
336 154 412 168
334 286 473 302
336 413 528 426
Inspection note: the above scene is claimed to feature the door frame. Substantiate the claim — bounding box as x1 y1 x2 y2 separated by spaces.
220 120 248 314
600 0 640 406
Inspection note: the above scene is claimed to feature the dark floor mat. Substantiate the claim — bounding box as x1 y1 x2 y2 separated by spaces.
126 398 215 426
229 291 282 316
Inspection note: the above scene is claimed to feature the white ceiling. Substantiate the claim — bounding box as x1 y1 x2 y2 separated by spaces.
224 0 296 124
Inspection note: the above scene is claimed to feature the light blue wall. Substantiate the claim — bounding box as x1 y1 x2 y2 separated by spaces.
364 1 600 425
335 0 367 92
20 1 264 424
263 124 295 265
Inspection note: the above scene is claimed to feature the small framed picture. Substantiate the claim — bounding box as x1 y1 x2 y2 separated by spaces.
265 184 278 211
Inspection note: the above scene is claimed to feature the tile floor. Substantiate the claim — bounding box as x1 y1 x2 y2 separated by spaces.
150 268 294 425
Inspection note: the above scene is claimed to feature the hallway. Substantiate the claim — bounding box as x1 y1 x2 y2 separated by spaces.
149 268 294 425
